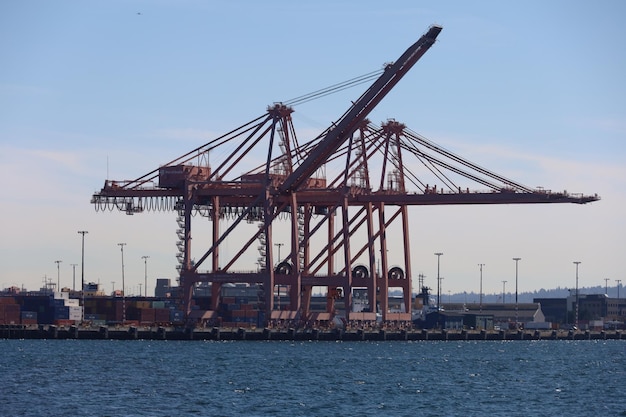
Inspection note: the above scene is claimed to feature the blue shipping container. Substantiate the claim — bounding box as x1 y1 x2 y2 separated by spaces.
54 307 69 320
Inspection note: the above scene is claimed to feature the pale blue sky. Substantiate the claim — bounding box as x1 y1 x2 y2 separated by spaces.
1 1 624 297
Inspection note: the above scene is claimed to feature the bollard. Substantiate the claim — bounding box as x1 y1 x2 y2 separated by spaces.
49 325 58 339
128 326 138 340
238 327 246 340
157 326 166 340
99 326 109 339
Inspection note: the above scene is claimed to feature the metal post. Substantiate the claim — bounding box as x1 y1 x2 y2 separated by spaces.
478 263 484 312
434 253 443 310
502 280 507 304
119 243 127 324
274 243 283 310
70 263 77 292
78 231 88 322
54 260 62 292
274 242 283 263
573 261 581 329
142 256 150 297
617 279 623 319
513 258 521 329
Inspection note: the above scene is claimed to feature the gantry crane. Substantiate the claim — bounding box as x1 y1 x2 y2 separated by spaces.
91 25 599 326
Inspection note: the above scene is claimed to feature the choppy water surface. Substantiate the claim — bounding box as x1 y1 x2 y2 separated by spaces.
1 339 624 416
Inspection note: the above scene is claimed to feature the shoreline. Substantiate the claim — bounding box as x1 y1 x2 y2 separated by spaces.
1 324 623 342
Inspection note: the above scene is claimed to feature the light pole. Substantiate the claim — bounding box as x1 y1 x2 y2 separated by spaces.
70 263 78 292
54 260 62 292
142 255 150 297
274 242 284 264
275 243 284 309
478 263 485 312
513 258 521 329
573 261 581 329
78 230 88 322
434 253 443 310
618 279 623 319
502 280 507 304
118 243 127 324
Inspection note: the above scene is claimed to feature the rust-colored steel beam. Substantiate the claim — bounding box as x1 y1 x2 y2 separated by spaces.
279 25 442 194
91 24 600 329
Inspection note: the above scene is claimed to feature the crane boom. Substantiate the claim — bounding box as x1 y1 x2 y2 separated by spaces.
279 25 442 193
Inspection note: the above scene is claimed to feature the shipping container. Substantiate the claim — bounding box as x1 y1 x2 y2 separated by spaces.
54 307 70 320
154 308 170 323
139 308 156 324
21 311 37 320
170 310 184 323
0 296 17 304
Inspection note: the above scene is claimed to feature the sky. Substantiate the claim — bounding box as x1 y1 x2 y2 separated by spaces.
1 1 625 298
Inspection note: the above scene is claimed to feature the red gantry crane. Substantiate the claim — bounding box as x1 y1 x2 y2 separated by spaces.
91 25 599 327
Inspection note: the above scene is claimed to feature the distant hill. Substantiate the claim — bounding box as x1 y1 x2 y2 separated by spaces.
409 285 618 305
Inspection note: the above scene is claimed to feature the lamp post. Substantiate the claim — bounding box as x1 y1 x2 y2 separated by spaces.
478 263 485 312
513 258 521 329
78 230 88 322
70 263 78 292
118 243 127 324
274 242 284 263
141 255 150 297
573 261 581 329
618 279 623 319
502 280 507 304
434 253 443 310
54 260 62 292
275 243 284 309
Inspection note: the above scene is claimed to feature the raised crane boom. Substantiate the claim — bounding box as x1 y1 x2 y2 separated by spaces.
279 25 442 194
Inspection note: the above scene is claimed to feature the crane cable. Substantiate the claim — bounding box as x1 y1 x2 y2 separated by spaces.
283 69 384 107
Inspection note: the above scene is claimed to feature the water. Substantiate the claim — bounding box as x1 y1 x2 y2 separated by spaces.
1 339 624 416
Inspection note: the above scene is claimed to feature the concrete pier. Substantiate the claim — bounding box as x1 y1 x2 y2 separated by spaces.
1 325 624 342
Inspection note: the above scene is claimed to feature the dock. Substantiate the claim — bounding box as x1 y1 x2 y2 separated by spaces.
1 325 623 342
